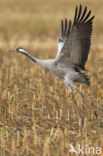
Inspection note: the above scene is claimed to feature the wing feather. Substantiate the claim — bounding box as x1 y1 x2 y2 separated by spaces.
78 6 87 23
61 20 63 37
80 10 91 24
73 6 78 24
56 5 94 68
67 20 72 33
76 4 82 23
65 18 67 33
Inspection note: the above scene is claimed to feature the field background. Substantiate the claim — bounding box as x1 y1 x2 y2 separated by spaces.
0 0 103 155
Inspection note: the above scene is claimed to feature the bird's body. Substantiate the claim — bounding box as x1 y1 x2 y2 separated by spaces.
10 5 96 124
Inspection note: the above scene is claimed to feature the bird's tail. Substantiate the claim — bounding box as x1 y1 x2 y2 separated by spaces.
74 72 90 85
80 73 90 85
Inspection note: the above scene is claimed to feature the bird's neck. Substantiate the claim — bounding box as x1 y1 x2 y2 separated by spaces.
23 52 37 63
22 52 54 70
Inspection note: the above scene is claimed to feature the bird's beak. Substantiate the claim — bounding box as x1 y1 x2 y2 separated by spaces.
9 49 16 52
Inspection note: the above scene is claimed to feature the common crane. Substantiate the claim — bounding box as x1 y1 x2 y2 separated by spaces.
10 5 96 124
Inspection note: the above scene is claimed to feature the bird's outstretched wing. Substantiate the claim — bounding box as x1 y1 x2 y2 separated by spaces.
56 5 94 68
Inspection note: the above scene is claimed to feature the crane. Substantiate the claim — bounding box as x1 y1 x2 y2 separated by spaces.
10 5 96 125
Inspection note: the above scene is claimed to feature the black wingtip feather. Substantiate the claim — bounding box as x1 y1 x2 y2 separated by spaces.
65 18 67 33
61 20 63 37
80 10 91 24
78 6 87 24
73 6 78 24
67 20 71 33
60 5 94 41
76 4 82 22
86 15 95 24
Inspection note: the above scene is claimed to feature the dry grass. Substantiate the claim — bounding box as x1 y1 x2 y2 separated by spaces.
0 0 103 155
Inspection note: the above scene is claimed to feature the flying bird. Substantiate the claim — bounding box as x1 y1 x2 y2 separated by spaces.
10 5 95 124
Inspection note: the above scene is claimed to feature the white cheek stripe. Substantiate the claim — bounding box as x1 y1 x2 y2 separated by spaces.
19 49 26 53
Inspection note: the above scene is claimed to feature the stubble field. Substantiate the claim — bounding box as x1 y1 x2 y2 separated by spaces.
0 0 103 155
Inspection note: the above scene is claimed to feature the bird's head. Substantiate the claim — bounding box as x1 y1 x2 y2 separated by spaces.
9 47 28 54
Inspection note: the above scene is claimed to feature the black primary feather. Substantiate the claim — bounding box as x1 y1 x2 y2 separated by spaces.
76 4 82 23
57 5 95 69
80 10 91 24
61 20 63 37
78 6 87 24
67 20 72 33
65 18 67 33
73 6 78 24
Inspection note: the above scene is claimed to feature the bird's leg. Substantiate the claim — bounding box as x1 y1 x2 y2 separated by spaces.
70 91 84 125
64 80 84 125
75 87 91 109
74 87 97 117
66 79 91 110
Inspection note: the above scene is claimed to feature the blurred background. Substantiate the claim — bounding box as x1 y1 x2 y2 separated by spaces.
0 0 103 49
0 0 103 155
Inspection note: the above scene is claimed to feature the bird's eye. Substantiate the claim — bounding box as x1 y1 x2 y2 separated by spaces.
16 48 19 51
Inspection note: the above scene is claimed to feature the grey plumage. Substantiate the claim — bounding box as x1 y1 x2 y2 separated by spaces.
10 5 96 125
57 5 94 68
